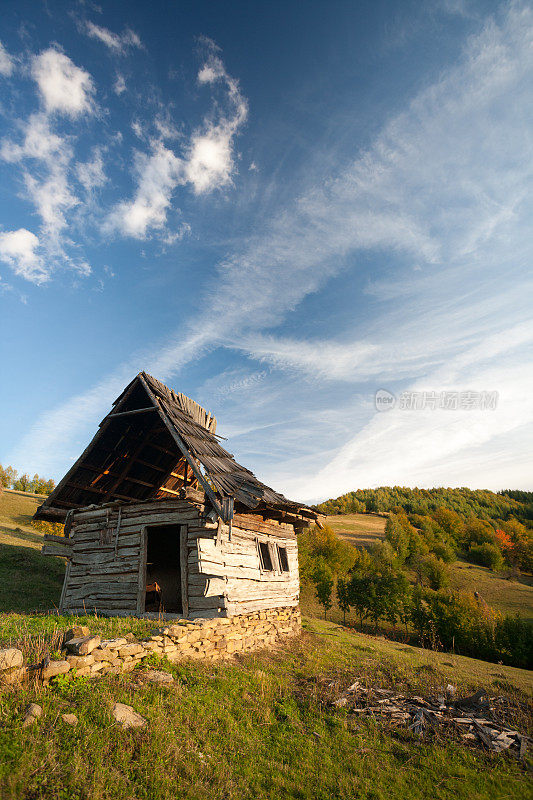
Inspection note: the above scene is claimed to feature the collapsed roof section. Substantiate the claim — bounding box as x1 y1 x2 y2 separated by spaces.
35 372 319 527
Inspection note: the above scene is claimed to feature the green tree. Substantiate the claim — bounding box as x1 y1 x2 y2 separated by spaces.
312 562 334 619
14 473 30 492
336 577 350 624
467 542 504 572
413 554 449 589
385 514 410 564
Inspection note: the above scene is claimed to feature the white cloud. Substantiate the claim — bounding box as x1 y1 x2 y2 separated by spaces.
31 49 95 117
0 41 14 77
113 74 126 95
185 55 247 194
0 113 67 163
76 147 107 192
107 50 248 239
25 168 78 242
106 141 182 238
84 21 142 54
154 114 180 140
0 109 91 280
0 228 47 283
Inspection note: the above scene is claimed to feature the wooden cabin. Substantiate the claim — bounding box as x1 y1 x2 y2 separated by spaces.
36 372 320 618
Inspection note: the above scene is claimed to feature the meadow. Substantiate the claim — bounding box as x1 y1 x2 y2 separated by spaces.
0 491 531 799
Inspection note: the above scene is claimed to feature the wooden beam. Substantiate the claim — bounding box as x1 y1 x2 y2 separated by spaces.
157 486 183 496
143 442 176 456
35 376 144 521
135 458 166 472
64 481 138 503
107 406 157 419
81 464 156 489
102 423 158 501
138 374 224 520
180 525 189 618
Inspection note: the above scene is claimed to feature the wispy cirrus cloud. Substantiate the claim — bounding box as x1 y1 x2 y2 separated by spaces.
83 21 142 54
0 41 14 76
9 4 533 496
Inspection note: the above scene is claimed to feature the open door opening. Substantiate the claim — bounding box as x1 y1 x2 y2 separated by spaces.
145 525 182 613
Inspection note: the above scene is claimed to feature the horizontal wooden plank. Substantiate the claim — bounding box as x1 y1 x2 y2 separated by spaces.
64 606 137 616
188 595 226 610
69 560 140 577
41 544 71 559
70 548 139 565
73 533 140 550
226 597 299 614
43 534 72 546
67 572 139 587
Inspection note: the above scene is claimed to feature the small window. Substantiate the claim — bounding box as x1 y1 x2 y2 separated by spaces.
277 545 290 573
258 541 274 571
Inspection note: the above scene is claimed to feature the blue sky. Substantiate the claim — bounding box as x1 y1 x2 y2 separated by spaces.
0 0 532 502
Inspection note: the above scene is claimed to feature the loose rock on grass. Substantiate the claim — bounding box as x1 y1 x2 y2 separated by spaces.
112 702 147 729
22 703 42 727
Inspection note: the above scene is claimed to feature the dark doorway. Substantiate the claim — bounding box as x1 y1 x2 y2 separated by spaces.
145 525 182 613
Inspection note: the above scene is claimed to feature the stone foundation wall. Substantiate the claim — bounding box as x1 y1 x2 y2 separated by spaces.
0 607 301 685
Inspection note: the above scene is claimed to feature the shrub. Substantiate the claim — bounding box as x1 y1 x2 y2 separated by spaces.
431 541 455 563
467 542 504 571
494 615 533 670
298 525 357 582
410 589 495 661
414 554 449 590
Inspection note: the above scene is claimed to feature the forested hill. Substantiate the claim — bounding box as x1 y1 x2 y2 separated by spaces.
317 487 533 524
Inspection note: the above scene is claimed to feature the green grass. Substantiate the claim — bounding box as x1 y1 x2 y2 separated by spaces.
448 560 533 621
0 490 65 615
0 620 531 800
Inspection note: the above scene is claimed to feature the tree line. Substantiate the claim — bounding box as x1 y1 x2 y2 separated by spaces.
317 486 533 524
316 486 533 574
0 464 55 496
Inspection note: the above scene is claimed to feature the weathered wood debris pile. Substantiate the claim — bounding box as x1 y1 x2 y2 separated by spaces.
332 682 531 760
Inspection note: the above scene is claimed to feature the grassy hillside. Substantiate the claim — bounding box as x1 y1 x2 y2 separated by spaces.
0 617 531 800
326 512 533 623
0 490 65 613
0 489 46 540
327 512 386 548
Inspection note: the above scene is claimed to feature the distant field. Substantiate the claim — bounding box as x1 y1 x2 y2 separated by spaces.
327 512 387 548
448 560 533 621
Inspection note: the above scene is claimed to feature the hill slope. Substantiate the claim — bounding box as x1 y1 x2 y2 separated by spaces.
0 616 531 799
0 490 65 612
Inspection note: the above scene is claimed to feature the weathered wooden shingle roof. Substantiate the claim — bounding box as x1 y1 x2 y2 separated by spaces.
35 372 318 525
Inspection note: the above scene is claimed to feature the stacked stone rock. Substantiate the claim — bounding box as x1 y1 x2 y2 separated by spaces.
0 607 301 685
